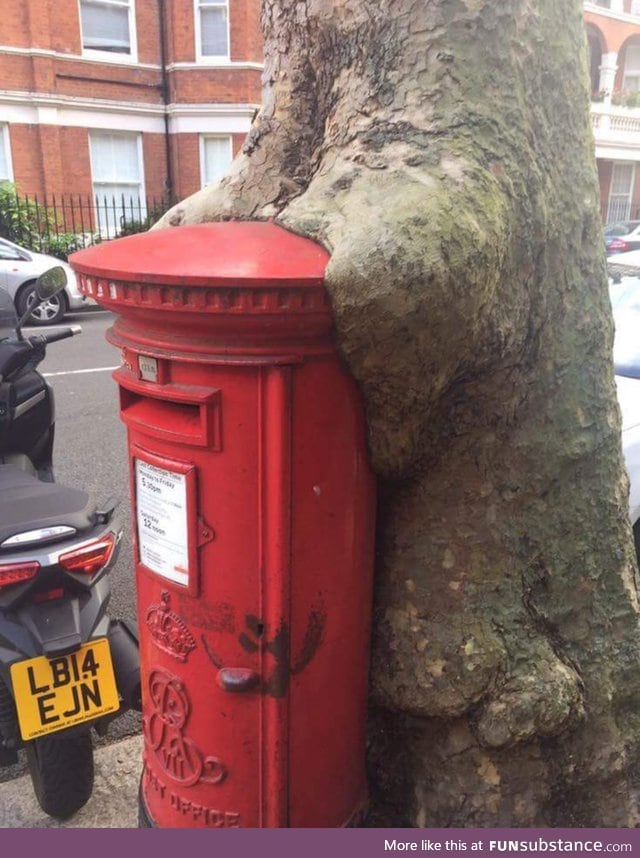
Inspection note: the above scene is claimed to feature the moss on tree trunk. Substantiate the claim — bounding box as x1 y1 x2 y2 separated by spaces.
156 0 640 826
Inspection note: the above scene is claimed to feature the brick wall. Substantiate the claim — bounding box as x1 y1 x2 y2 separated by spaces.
60 128 93 199
1 0 262 204
169 68 261 103
171 133 200 199
143 133 171 200
7 126 45 198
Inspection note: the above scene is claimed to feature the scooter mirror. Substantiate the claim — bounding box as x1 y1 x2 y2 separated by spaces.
36 266 67 302
15 266 68 341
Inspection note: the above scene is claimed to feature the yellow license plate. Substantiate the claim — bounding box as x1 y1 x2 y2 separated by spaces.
10 639 120 741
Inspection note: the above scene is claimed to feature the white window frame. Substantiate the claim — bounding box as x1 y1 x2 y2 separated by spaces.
194 0 231 64
199 134 233 188
607 161 636 223
78 0 138 65
0 124 13 183
88 130 146 234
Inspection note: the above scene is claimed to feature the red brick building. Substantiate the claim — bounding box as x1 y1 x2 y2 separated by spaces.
0 0 262 215
7 3 634 229
585 1 640 222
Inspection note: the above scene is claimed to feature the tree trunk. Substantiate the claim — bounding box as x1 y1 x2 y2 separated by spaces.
156 0 640 826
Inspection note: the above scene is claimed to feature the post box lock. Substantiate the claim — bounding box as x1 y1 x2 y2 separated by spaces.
217 668 261 693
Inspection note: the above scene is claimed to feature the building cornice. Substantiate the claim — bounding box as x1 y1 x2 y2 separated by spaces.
0 90 258 135
166 102 260 133
166 102 260 116
166 61 263 72
0 89 165 116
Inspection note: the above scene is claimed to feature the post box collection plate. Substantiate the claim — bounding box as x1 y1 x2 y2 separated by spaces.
135 459 190 586
132 446 200 595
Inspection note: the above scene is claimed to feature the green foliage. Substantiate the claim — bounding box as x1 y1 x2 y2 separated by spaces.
0 181 54 248
42 233 90 261
611 90 640 108
116 203 168 237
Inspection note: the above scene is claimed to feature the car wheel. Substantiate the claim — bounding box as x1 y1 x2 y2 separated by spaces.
17 282 67 326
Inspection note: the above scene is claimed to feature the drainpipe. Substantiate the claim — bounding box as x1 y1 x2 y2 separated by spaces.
158 0 174 201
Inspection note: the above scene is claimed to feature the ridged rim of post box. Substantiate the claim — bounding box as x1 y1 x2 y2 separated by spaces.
70 222 330 289
70 222 333 323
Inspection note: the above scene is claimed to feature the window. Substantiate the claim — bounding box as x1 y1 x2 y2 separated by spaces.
200 136 233 187
196 0 229 60
79 0 135 57
0 240 24 262
623 44 640 90
0 125 12 182
608 162 635 223
89 132 145 235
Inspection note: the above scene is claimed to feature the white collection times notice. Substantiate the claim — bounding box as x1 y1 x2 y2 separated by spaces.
135 459 190 586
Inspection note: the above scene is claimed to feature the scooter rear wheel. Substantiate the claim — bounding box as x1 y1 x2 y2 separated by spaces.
26 732 94 819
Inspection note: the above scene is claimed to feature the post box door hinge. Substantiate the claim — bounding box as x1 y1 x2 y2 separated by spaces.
197 517 215 547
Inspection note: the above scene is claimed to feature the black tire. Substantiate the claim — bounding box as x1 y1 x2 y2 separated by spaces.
26 732 94 819
16 281 67 326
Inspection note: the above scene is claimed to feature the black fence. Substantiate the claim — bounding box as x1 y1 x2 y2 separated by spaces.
0 188 175 260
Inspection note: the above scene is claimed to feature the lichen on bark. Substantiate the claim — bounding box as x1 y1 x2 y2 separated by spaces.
155 0 640 826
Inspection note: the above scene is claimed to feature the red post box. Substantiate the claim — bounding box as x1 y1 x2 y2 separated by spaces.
70 222 375 828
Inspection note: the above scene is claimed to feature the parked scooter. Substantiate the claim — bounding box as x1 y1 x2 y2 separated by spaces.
0 267 140 819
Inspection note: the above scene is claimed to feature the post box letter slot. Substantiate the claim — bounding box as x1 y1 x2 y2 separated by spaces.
114 369 221 449
121 390 205 444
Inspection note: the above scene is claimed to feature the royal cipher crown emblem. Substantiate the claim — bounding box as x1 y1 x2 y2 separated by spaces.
146 591 196 662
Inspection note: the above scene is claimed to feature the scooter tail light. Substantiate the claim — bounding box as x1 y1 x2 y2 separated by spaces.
0 561 40 589
59 533 116 576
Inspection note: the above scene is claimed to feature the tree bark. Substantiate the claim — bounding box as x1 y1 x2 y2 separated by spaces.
156 0 640 826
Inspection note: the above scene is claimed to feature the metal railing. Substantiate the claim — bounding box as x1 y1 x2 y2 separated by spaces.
0 189 174 260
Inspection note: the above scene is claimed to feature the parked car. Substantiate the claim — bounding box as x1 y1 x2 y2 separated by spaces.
608 248 640 282
609 275 640 557
605 220 640 255
0 237 88 325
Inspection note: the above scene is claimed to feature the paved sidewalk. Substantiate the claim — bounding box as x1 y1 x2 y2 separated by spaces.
0 734 142 828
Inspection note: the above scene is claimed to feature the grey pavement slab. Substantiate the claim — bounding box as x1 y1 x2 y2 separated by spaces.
0 734 142 828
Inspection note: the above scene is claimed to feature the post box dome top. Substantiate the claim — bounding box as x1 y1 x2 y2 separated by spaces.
70 221 330 288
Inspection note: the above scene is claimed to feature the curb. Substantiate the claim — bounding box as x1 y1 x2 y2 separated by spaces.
0 734 142 829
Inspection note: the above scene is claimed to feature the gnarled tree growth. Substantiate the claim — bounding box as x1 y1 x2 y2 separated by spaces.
157 0 640 826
